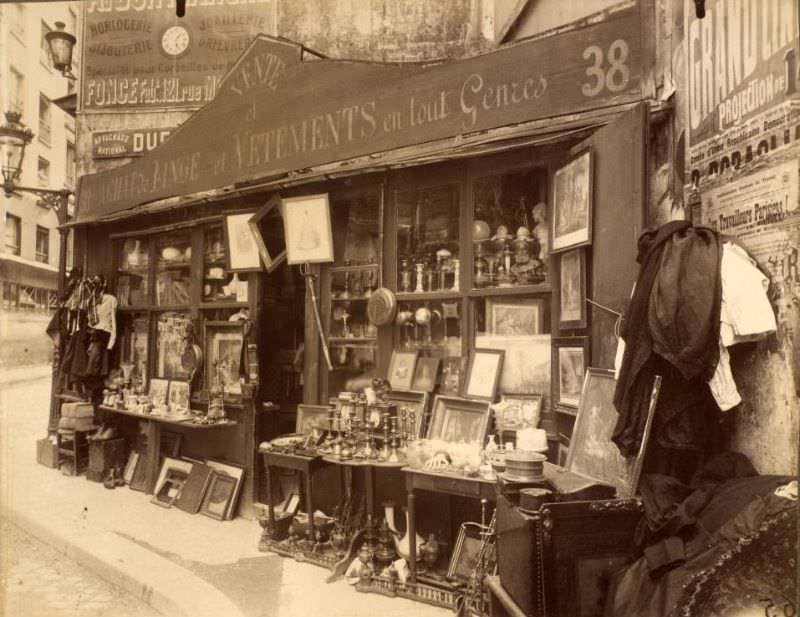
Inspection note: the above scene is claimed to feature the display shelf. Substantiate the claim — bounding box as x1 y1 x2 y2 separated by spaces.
328 337 377 344
331 296 370 302
468 283 551 297
328 264 379 273
395 291 461 302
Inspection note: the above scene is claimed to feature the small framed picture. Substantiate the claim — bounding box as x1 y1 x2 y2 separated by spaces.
384 390 430 438
296 404 329 434
496 394 543 432
123 451 140 485
205 460 245 520
388 350 418 391
249 194 287 272
205 321 244 399
440 356 466 395
200 471 237 521
168 381 190 414
148 378 170 408
447 523 496 581
281 193 334 265
552 148 593 253
224 212 263 272
411 357 440 393
559 248 587 330
551 337 589 412
487 298 544 336
427 395 491 444
463 349 505 402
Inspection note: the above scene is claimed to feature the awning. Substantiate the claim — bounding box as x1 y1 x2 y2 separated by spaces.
75 0 652 225
0 257 58 290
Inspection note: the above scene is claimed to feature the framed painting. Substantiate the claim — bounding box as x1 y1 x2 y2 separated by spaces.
204 321 244 399
440 356 466 396
567 369 662 498
496 394 543 432
388 350 418 391
447 523 496 581
148 378 170 408
463 349 504 402
487 298 544 336
224 212 262 272
296 404 330 434
168 380 190 414
205 460 245 520
411 357 440 393
281 193 335 265
384 390 430 438
249 194 287 272
559 247 587 330
551 337 589 412
551 148 593 253
427 395 491 445
200 471 237 521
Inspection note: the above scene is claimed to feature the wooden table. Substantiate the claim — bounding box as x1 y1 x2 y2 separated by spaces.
99 405 237 494
402 467 496 583
323 456 405 522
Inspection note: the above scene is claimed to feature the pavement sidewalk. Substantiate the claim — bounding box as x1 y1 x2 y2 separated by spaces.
0 375 448 617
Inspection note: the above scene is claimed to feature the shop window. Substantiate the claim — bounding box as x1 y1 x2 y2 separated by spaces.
40 21 53 69
35 225 49 263
38 94 51 145
118 312 149 391
155 232 191 306
472 168 549 290
155 312 192 381
202 225 247 303
395 184 460 295
5 214 21 256
37 157 50 187
117 238 150 307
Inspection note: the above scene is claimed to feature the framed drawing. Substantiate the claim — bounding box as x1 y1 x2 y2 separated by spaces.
440 356 466 395
204 321 244 399
448 523 496 580
559 248 587 330
153 457 193 500
151 467 189 508
384 390 430 438
427 395 491 444
475 334 550 395
552 148 593 253
388 350 418 391
551 337 589 412
200 471 237 521
281 193 334 265
148 378 170 408
205 460 245 520
496 394 543 433
168 381 190 414
224 212 262 272
567 369 662 498
411 357 440 393
296 404 330 434
463 349 504 402
487 298 544 335
249 194 287 272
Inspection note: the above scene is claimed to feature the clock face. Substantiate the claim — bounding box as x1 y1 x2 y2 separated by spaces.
161 25 190 57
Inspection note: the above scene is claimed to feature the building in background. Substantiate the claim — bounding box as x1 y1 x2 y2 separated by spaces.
1 1 80 369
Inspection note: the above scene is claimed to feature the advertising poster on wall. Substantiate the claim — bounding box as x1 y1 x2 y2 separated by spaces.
684 0 799 187
82 0 275 111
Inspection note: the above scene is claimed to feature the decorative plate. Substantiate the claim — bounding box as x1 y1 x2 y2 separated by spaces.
367 287 397 326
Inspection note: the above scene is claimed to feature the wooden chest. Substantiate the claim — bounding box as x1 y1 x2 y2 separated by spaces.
88 438 127 473
36 438 59 469
496 493 642 617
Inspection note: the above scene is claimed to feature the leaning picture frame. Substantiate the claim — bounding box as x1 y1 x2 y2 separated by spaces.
281 193 335 265
411 356 440 393
388 350 418 391
567 369 662 498
296 404 330 435
447 523 496 581
224 212 263 272
487 297 544 336
496 394 543 433
248 194 287 273
559 247 587 330
551 147 593 253
384 390 430 438
200 471 237 521
204 321 244 399
551 337 589 413
463 349 504 402
427 395 491 445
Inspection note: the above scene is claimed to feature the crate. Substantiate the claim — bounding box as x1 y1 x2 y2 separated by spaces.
89 438 127 473
36 438 59 469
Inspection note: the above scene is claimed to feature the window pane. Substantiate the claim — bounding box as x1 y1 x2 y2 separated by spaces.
35 226 49 263
10 69 24 115
5 214 21 255
155 312 192 381
155 233 191 306
38 95 51 144
119 313 149 390
41 21 53 68
37 157 50 186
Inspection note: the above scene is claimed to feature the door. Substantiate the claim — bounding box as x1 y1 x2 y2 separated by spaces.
571 102 648 369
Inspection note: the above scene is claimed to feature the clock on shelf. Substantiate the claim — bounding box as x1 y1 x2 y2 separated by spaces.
160 25 191 58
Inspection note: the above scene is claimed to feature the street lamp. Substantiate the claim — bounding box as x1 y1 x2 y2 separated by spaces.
45 21 77 80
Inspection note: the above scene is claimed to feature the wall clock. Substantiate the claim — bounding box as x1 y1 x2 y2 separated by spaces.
161 25 191 57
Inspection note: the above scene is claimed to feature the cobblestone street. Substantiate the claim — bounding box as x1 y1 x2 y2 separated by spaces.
1 521 161 617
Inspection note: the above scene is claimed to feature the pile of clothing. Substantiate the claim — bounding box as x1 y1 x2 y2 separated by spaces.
612 221 776 469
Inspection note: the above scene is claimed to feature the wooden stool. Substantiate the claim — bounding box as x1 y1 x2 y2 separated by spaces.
57 427 97 475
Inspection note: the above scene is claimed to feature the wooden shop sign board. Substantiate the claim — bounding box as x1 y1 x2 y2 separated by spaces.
91 129 173 159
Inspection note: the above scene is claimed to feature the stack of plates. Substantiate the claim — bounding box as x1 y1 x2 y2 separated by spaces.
501 451 546 483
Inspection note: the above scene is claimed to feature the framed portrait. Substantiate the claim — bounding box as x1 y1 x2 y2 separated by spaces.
463 349 504 402
487 298 544 336
148 378 170 408
567 369 662 498
388 350 418 391
411 357 440 393
384 390 430 438
475 334 550 395
249 194 287 273
168 381 190 413
204 321 244 399
205 460 245 520
296 404 329 434
200 471 237 521
552 148 593 253
151 467 189 508
224 212 262 272
559 248 587 330
427 395 491 444
447 523 496 581
440 356 466 395
551 337 589 412
281 193 334 265
496 394 543 433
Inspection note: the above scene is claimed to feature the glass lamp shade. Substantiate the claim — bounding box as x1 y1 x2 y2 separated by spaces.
45 22 77 75
0 111 33 189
